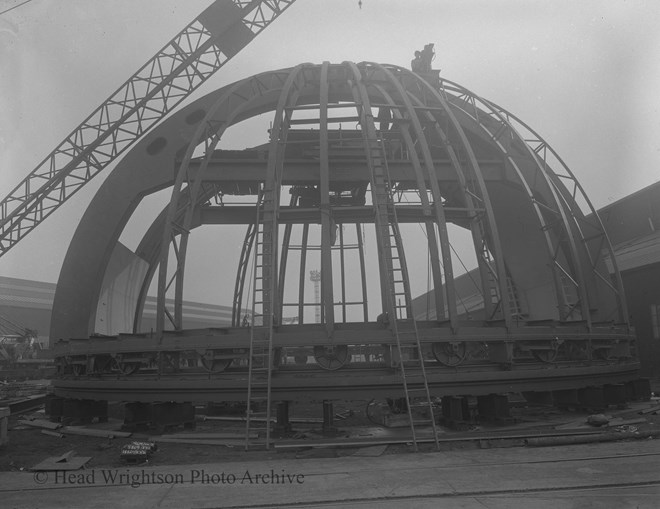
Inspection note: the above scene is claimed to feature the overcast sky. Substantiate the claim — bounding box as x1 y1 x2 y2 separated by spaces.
1 0 659 307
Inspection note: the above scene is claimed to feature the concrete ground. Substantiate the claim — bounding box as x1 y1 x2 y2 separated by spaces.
1 438 658 508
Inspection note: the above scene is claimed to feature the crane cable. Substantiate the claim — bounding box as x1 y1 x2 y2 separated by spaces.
0 0 33 16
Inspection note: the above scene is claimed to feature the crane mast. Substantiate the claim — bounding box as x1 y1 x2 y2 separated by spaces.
0 0 297 258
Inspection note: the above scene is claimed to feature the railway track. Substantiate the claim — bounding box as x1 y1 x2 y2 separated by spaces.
226 480 660 508
191 446 660 508
2 441 658 509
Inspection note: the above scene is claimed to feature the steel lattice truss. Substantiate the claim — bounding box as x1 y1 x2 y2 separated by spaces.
0 0 296 257
434 77 627 324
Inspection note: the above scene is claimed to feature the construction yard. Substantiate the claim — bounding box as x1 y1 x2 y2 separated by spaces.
2 377 660 474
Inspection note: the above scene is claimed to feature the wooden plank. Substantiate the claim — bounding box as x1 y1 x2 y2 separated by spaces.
203 415 272 422
159 432 257 440
18 419 62 430
638 405 660 415
41 430 64 438
351 444 388 457
203 415 323 424
31 451 91 471
274 429 605 450
554 419 591 430
607 417 647 427
151 437 244 447
61 426 132 438
0 406 8 446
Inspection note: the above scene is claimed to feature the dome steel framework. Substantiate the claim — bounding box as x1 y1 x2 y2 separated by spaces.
51 62 638 407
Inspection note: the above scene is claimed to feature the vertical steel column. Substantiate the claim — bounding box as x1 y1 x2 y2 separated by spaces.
367 64 459 330
246 64 308 450
233 223 256 326
345 62 393 318
260 66 308 323
402 75 512 327
278 190 299 323
339 225 348 322
319 62 336 334
297 224 310 324
370 83 446 321
355 224 370 322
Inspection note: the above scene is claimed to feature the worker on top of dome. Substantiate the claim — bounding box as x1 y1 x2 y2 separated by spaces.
411 44 436 73
411 51 423 73
419 43 435 72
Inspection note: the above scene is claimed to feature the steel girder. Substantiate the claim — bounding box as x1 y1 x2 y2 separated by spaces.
52 361 640 403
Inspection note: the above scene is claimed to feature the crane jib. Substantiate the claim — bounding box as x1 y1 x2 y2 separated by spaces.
0 0 298 257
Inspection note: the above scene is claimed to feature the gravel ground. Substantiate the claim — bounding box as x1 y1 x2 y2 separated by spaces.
3 388 660 473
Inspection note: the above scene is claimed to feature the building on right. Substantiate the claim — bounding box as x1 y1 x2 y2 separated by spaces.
598 180 660 377
412 179 660 378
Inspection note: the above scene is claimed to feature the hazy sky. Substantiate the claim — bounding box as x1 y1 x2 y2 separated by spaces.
1 0 659 307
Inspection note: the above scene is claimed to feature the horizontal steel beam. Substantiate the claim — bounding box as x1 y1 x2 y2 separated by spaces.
51 363 640 403
53 323 634 355
185 158 506 185
198 204 479 225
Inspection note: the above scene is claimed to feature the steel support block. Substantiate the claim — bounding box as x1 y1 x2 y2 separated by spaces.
124 402 151 428
488 342 514 366
477 394 510 421
521 391 554 406
0 407 9 447
124 402 195 431
603 384 627 407
552 389 579 409
46 397 65 422
152 402 195 430
441 396 470 424
577 386 605 410
52 398 108 424
322 400 337 434
205 402 245 416
626 378 651 401
274 401 292 437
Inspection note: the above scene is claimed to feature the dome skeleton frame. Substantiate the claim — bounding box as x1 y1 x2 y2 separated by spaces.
51 62 637 423
152 62 626 335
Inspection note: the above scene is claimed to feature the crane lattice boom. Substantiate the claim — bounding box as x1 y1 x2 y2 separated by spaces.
0 0 297 257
